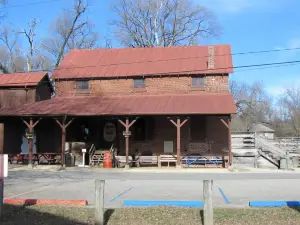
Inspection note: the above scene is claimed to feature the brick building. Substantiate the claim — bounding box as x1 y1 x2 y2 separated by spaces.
0 45 236 168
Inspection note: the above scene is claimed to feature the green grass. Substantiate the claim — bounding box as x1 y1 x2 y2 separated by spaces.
3 205 300 225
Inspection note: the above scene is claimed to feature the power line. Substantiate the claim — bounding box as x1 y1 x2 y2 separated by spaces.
49 46 300 70
2 59 300 86
1 0 62 9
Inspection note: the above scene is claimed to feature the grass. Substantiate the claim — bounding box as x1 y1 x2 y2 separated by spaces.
3 205 300 225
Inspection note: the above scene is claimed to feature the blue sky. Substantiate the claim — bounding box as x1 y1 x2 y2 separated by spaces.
2 0 300 96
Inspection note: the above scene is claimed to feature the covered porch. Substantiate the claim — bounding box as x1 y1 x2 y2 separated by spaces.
0 93 236 168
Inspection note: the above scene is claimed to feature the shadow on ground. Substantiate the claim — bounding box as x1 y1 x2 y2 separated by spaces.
3 204 91 225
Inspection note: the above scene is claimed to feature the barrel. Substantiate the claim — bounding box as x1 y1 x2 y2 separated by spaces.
103 152 112 168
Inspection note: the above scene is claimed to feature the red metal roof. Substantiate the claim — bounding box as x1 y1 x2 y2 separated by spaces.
0 72 48 87
0 93 236 116
52 45 233 79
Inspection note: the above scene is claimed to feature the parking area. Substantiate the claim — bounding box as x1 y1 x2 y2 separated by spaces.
4 169 300 208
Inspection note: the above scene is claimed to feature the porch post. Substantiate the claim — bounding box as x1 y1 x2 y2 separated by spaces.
168 117 188 168
55 117 74 167
125 118 129 168
22 118 41 168
220 116 232 167
228 116 232 166
118 117 138 169
176 118 181 167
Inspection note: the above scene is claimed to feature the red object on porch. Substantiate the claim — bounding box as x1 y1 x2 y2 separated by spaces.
103 152 112 168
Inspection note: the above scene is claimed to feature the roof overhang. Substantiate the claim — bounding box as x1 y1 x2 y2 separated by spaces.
0 93 236 117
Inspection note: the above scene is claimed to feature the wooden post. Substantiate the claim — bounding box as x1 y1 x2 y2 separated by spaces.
95 179 105 225
118 117 138 169
22 118 41 168
228 116 232 166
168 117 188 168
28 119 33 167
0 123 4 220
220 116 232 166
125 118 129 168
203 180 213 225
0 123 3 154
55 117 74 167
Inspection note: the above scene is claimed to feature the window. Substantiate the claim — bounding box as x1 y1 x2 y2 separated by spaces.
133 78 145 88
76 80 89 90
192 76 205 87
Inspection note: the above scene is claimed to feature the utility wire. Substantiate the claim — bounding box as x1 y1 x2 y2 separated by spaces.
2 59 300 86
48 46 300 70
1 0 62 9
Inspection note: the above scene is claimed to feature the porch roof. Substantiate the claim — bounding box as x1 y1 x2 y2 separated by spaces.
0 93 236 116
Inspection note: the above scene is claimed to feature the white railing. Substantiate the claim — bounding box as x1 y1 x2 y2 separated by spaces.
255 136 286 158
231 132 256 149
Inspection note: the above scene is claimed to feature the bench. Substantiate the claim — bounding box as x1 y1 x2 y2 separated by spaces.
158 155 177 167
136 156 158 167
116 156 138 167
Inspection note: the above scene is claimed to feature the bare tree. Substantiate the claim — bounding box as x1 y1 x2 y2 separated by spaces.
42 0 98 68
280 86 300 136
0 26 22 73
18 18 39 72
230 80 274 131
111 0 221 47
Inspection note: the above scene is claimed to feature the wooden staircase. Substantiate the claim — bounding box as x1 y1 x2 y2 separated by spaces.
256 136 287 168
89 143 115 166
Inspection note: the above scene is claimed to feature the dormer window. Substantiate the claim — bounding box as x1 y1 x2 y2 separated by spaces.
76 80 89 90
192 76 205 87
133 78 145 88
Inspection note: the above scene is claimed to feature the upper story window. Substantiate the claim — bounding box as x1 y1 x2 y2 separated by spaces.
191 76 205 87
76 80 89 91
133 78 145 88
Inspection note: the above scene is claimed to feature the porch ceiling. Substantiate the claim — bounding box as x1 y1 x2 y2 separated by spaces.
0 93 236 117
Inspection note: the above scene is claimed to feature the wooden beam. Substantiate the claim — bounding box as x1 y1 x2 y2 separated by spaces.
220 118 229 128
168 118 178 128
118 119 126 128
22 119 30 128
32 118 42 128
180 118 189 128
129 117 139 128
65 118 74 128
54 118 63 129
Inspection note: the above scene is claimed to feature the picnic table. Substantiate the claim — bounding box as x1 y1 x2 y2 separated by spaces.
181 155 224 168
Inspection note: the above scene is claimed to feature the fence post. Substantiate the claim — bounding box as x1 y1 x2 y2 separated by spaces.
95 179 105 225
203 180 213 225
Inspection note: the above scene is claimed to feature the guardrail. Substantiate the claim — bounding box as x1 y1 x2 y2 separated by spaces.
94 171 300 225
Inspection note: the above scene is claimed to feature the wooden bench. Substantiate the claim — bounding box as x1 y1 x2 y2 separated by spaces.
115 156 136 167
136 156 158 167
158 155 177 167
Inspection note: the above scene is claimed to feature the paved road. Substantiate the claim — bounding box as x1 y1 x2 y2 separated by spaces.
4 169 300 208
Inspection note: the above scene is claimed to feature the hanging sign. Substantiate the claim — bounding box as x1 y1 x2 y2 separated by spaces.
103 122 116 142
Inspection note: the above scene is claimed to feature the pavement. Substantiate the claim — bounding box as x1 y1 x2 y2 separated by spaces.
4 165 300 208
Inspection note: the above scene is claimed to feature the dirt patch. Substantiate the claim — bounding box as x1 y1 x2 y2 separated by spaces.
3 205 300 225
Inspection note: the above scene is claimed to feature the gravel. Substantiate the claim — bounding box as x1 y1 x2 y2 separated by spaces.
3 205 300 225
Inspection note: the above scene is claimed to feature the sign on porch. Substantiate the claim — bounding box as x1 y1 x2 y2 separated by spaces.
103 122 116 142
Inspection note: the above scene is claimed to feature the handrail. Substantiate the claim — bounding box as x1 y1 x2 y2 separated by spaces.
256 136 286 158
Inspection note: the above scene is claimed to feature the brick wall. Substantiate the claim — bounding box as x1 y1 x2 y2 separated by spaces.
55 75 229 97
